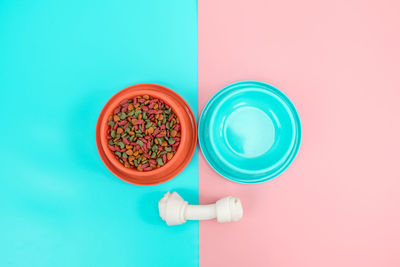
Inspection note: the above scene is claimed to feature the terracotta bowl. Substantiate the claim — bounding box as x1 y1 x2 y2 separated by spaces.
96 83 197 186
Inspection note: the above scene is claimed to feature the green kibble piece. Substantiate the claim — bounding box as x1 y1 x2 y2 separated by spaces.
162 117 167 124
128 99 133 103
108 140 114 145
136 140 144 147
108 121 115 127
120 159 124 164
145 122 152 129
136 133 143 138
115 151 122 157
122 133 127 137
134 110 141 117
125 127 131 133
151 152 156 158
128 111 134 116
158 120 161 126
118 142 125 149
143 112 148 119
134 160 138 167
142 160 148 164
156 158 164 166
168 138 176 145
129 135 135 141
111 130 116 138
159 151 167 156
122 152 128 159
152 145 158 152
165 146 172 152
115 134 121 140
137 157 142 162
120 112 127 119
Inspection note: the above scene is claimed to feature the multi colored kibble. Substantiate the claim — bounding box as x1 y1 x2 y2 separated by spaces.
106 95 181 171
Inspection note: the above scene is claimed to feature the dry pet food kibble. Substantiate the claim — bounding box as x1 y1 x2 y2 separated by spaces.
106 95 181 171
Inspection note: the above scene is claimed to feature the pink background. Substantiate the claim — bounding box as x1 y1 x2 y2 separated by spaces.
198 0 400 266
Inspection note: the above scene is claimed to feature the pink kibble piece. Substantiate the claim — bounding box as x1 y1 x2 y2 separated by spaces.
141 163 149 168
120 99 128 105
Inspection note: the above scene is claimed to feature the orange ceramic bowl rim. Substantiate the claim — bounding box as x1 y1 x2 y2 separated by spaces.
96 83 197 186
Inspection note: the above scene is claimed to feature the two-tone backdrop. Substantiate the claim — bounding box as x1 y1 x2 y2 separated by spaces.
1 0 399 266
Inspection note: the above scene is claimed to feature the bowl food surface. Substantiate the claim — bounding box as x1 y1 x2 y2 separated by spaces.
199 81 301 183
96 83 197 186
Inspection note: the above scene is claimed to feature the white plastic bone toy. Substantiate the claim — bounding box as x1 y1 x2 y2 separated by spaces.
158 192 243 226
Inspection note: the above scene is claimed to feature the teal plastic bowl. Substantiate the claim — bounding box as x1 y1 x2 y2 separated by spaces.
199 81 301 183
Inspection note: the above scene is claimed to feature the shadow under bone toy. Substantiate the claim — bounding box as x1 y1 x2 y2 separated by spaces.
159 192 243 226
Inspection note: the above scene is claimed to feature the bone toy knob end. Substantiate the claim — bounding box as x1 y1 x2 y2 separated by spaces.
159 192 243 226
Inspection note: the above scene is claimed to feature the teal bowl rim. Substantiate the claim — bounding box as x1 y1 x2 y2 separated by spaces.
198 80 302 184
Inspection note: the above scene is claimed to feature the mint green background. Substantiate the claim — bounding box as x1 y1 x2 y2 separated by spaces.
0 1 198 266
